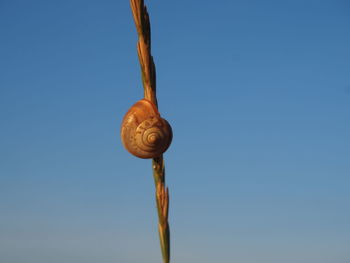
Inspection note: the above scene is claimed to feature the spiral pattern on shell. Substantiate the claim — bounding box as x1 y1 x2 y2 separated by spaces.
121 99 173 159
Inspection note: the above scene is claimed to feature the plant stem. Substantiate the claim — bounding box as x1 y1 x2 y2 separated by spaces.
130 1 170 262
153 156 170 263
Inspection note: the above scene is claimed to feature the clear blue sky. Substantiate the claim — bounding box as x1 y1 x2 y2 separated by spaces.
1 1 349 262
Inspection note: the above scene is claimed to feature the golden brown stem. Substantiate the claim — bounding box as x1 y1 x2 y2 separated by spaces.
130 0 157 106
130 1 170 262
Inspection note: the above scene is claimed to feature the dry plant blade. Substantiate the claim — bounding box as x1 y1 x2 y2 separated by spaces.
130 1 170 262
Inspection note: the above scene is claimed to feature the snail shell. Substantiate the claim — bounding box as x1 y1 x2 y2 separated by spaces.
121 99 173 159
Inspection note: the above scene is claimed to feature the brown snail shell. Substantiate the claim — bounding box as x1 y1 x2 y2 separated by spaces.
120 99 173 159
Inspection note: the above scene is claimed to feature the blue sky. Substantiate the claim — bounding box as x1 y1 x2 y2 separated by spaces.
0 0 349 262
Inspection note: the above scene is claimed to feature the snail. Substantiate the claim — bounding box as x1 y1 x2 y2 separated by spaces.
121 99 173 159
